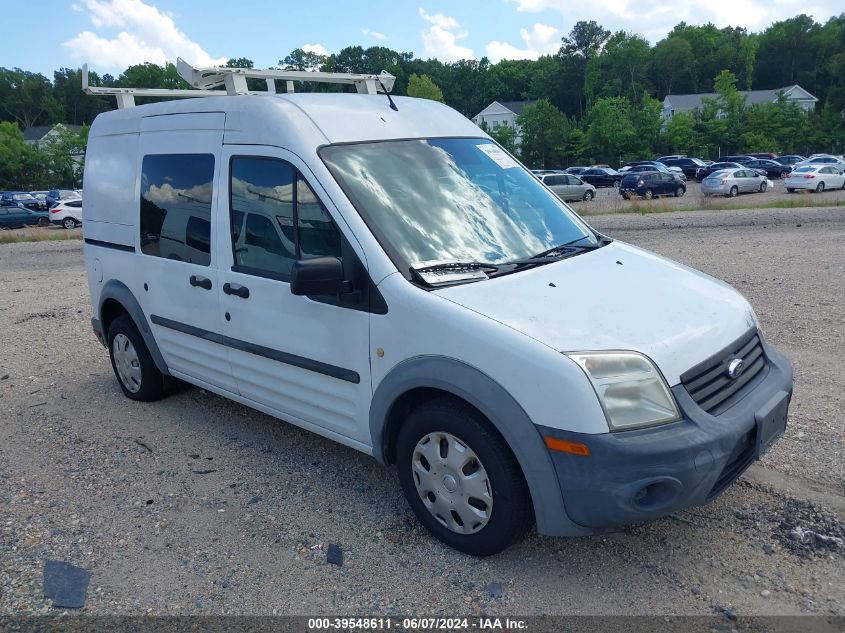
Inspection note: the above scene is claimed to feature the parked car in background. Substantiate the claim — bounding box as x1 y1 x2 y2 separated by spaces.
784 165 845 193
539 173 597 201
31 191 50 204
627 163 686 181
564 166 589 175
744 159 791 179
46 189 82 208
775 155 805 166
620 161 685 179
655 155 686 162
0 205 50 228
661 157 707 179
794 156 845 169
718 155 755 165
49 198 83 228
579 167 622 188
701 169 770 196
619 171 686 199
696 161 743 181
1 191 48 211
747 153 777 160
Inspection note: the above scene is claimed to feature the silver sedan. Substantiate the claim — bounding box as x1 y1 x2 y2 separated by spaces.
540 172 597 201
701 169 769 197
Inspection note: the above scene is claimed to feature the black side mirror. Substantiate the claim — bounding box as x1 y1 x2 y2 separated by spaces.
290 256 349 296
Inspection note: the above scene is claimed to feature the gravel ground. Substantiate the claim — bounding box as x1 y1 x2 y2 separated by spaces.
1 206 844 617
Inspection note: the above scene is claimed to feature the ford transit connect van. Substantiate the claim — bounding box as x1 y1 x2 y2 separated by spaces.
83 76 792 556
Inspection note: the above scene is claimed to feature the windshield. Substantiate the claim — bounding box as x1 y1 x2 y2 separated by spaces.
320 138 594 275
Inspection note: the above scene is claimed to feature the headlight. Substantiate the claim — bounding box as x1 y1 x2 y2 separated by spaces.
566 351 680 431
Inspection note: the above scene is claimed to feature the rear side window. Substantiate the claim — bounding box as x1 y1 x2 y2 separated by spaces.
139 154 215 266
230 157 341 281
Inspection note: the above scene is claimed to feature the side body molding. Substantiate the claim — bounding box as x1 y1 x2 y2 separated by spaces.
369 355 590 536
98 279 170 376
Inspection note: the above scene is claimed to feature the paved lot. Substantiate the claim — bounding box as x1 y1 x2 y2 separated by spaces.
1 206 844 617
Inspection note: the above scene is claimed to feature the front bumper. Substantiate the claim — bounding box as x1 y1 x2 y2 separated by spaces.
538 340 793 531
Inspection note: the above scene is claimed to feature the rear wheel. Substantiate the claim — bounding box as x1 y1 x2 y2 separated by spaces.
815 182 825 193
729 186 739 197
786 188 795 193
583 190 594 201
396 398 533 556
62 217 77 229
107 315 165 402
644 189 654 200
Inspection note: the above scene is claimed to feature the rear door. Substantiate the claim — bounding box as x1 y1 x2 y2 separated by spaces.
136 113 237 393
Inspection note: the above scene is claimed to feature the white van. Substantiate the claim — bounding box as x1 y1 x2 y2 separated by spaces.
82 69 792 556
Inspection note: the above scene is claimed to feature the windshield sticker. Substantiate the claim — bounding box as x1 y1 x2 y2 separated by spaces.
477 144 519 169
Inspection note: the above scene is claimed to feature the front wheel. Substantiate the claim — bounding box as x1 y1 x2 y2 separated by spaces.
37 218 50 227
815 182 825 193
583 190 594 201
729 186 739 197
396 399 533 556
674 186 685 197
107 315 165 402
62 217 77 229
644 189 654 200
786 188 795 193
759 181 768 192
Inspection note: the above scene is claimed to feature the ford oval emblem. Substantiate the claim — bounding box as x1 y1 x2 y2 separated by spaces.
727 358 746 380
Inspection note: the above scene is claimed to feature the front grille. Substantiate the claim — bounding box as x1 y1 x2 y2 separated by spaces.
681 329 768 415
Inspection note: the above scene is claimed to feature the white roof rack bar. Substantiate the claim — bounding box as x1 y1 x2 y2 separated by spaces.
81 58 396 109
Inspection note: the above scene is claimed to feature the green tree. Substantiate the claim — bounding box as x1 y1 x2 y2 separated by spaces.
406 74 444 101
488 123 518 155
662 112 699 155
701 70 746 154
0 68 53 128
0 121 37 189
585 97 636 164
40 125 90 188
225 57 254 69
517 99 569 168
562 20 611 115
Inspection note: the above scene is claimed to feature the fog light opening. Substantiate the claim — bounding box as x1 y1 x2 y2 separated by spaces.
631 480 681 511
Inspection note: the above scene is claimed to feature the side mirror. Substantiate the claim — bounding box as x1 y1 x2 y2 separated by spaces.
290 256 349 296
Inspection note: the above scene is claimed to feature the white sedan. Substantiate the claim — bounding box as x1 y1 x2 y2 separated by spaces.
784 165 845 193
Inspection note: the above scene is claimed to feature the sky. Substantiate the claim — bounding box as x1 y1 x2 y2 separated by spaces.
3 0 843 77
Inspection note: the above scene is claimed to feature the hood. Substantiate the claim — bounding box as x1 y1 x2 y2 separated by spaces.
435 242 757 385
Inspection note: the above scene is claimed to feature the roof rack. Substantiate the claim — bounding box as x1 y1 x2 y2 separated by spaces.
82 57 396 109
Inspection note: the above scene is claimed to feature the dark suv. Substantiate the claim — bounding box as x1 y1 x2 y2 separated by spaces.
1 191 48 211
620 171 686 199
661 157 707 179
744 159 791 179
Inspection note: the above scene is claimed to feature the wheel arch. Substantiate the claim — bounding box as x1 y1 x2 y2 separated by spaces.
98 280 170 375
370 355 587 536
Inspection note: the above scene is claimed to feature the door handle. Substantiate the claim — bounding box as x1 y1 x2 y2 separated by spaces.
223 282 250 299
189 275 212 290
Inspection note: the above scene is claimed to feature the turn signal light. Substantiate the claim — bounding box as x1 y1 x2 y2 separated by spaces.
543 436 590 456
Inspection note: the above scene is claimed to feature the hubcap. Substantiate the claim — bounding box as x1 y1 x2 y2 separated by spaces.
112 333 142 393
411 432 493 534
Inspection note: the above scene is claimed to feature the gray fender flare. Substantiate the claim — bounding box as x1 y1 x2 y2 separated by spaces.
369 355 589 536
98 280 170 375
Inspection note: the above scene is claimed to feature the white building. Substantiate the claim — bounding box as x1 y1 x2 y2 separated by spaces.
662 85 817 120
472 100 535 143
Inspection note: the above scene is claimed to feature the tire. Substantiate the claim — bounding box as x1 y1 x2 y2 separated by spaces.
621 193 630 200
815 182 825 193
729 186 738 197
674 186 685 197
396 398 533 556
760 181 767 192
786 188 795 193
644 189 653 200
62 217 77 229
107 315 165 402
583 190 594 201
37 218 50 227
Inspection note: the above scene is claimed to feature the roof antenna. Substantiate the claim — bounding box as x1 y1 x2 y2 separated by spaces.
377 76 398 111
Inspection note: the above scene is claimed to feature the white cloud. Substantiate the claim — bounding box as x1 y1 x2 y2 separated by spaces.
63 0 226 70
505 0 842 42
419 7 475 61
486 23 561 62
302 43 329 56
362 28 388 41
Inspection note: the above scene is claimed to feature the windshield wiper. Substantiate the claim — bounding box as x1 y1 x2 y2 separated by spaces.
410 260 499 286
489 236 611 276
